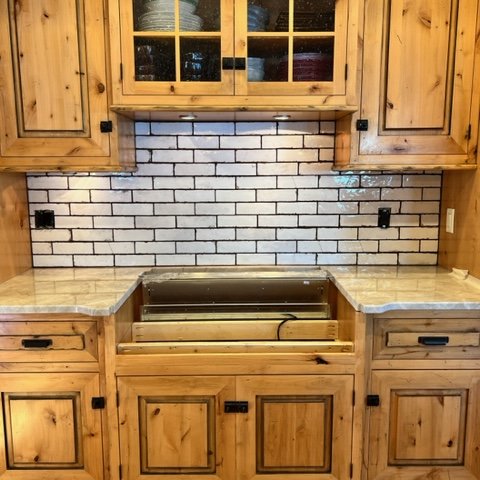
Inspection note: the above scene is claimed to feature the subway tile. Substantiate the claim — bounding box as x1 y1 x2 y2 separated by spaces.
91 190 132 203
298 189 338 201
218 241 256 253
74 256 114 267
237 177 277 189
421 240 439 252
318 203 358 214
277 253 316 265
258 215 297 227
317 228 357 240
178 136 219 149
155 254 196 265
399 227 438 240
28 176 68 189
304 135 334 148
176 241 216 253
111 177 153 190
194 150 234 163
220 136 261 149
299 215 339 227
135 242 176 254
236 228 276 240
216 190 256 202
69 177 111 190
257 189 296 202
360 202 401 214
114 255 155 266
340 188 380 201
277 176 318 188
218 215 257 227
277 202 317 214
54 216 93 229
258 163 298 176
340 215 377 227
113 203 153 216
135 216 176 228
194 122 234 135
151 122 192 135
196 203 235 215
196 228 235 240
197 254 236 265
133 190 174 203
379 240 420 252
135 163 174 176
73 229 113 241
94 216 134 229
317 253 357 265
30 203 70 216
319 175 360 188
236 203 275 215
32 243 53 255
49 190 90 203
153 150 194 163
359 227 399 240
422 188 441 201
174 190 215 202
135 150 151 163
155 229 195 241
195 177 235 189
237 253 275 265
338 240 378 253
136 136 177 149
33 255 73 267
31 229 72 242
262 136 303 149
358 253 398 265
135 122 150 135
28 190 49 202
403 174 442 187
94 242 135 254
113 229 154 241
258 241 296 253
177 216 216 228
360 175 402 188
236 122 277 135
277 228 317 240
320 121 335 134
53 243 94 255
299 162 335 175
381 188 422 201
298 241 337 252
236 149 277 162
277 149 318 163
399 253 437 265
278 122 319 134
216 163 257 176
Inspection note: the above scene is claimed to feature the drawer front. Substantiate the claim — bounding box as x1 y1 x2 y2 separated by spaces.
0 321 98 362
373 318 480 360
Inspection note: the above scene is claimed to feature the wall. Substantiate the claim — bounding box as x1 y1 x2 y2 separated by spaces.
439 139 480 277
27 121 441 267
0 173 32 281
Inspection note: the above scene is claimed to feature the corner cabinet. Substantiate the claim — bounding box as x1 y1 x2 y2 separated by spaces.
117 374 354 480
335 0 480 170
107 0 360 115
0 0 135 172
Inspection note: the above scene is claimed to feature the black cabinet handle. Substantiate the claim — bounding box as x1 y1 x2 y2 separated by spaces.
418 336 449 346
21 338 53 349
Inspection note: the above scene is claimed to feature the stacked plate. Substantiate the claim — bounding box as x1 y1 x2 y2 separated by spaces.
248 4 269 31
138 0 203 31
279 52 333 81
248 57 265 81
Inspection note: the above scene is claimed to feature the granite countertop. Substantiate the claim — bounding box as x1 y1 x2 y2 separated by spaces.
0 266 480 316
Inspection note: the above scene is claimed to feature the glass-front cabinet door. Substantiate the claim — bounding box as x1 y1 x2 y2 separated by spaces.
114 0 350 99
236 0 348 96
119 0 234 95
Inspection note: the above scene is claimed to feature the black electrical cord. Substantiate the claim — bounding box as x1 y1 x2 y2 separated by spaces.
276 313 298 340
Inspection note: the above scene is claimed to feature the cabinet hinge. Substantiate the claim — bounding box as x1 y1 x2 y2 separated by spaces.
119 464 123 480
224 401 248 413
466 124 472 140
91 396 106 409
356 119 369 131
345 63 348 80
350 463 353 478
120 62 123 81
100 120 113 133
366 394 380 407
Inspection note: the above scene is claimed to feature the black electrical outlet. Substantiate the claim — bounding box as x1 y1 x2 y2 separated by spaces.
378 208 391 229
34 210 55 229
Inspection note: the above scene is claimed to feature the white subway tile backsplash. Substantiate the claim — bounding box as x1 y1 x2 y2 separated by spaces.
27 121 441 267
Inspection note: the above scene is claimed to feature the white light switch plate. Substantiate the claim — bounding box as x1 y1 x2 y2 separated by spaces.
446 208 455 234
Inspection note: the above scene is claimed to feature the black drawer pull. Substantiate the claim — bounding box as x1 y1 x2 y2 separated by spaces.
418 336 449 346
21 338 53 349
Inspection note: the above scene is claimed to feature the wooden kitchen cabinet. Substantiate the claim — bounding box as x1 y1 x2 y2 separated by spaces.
0 372 104 480
107 0 360 115
117 374 354 480
0 0 135 172
367 370 480 479
335 0 480 170
365 310 480 480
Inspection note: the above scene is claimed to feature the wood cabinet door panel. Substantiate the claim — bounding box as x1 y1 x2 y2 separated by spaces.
117 376 236 480
357 0 479 162
368 370 480 480
236 375 353 480
0 372 103 480
0 0 110 158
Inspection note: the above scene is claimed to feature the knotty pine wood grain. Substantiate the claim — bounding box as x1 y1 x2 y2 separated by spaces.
0 173 31 283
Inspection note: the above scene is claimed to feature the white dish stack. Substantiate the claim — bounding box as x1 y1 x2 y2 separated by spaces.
138 0 203 31
248 57 265 81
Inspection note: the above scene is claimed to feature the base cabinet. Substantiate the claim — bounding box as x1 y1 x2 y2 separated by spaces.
0 372 104 480
367 370 480 480
117 374 354 480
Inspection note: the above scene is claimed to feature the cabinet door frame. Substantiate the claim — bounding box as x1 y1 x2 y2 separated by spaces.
236 374 354 480
115 0 235 97
0 372 104 480
0 0 111 158
117 375 236 480
357 0 479 165
367 370 480 480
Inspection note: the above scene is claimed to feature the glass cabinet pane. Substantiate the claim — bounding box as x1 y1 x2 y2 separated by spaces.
246 0 337 84
180 38 221 81
134 38 175 81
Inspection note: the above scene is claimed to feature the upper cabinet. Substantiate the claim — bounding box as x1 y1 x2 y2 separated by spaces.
335 0 480 170
107 0 360 115
0 0 135 172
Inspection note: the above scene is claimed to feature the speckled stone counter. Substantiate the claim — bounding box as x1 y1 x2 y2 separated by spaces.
1 266 480 316
327 266 480 313
0 268 144 315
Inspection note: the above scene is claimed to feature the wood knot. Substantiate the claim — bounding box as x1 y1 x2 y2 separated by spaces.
315 356 329 365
